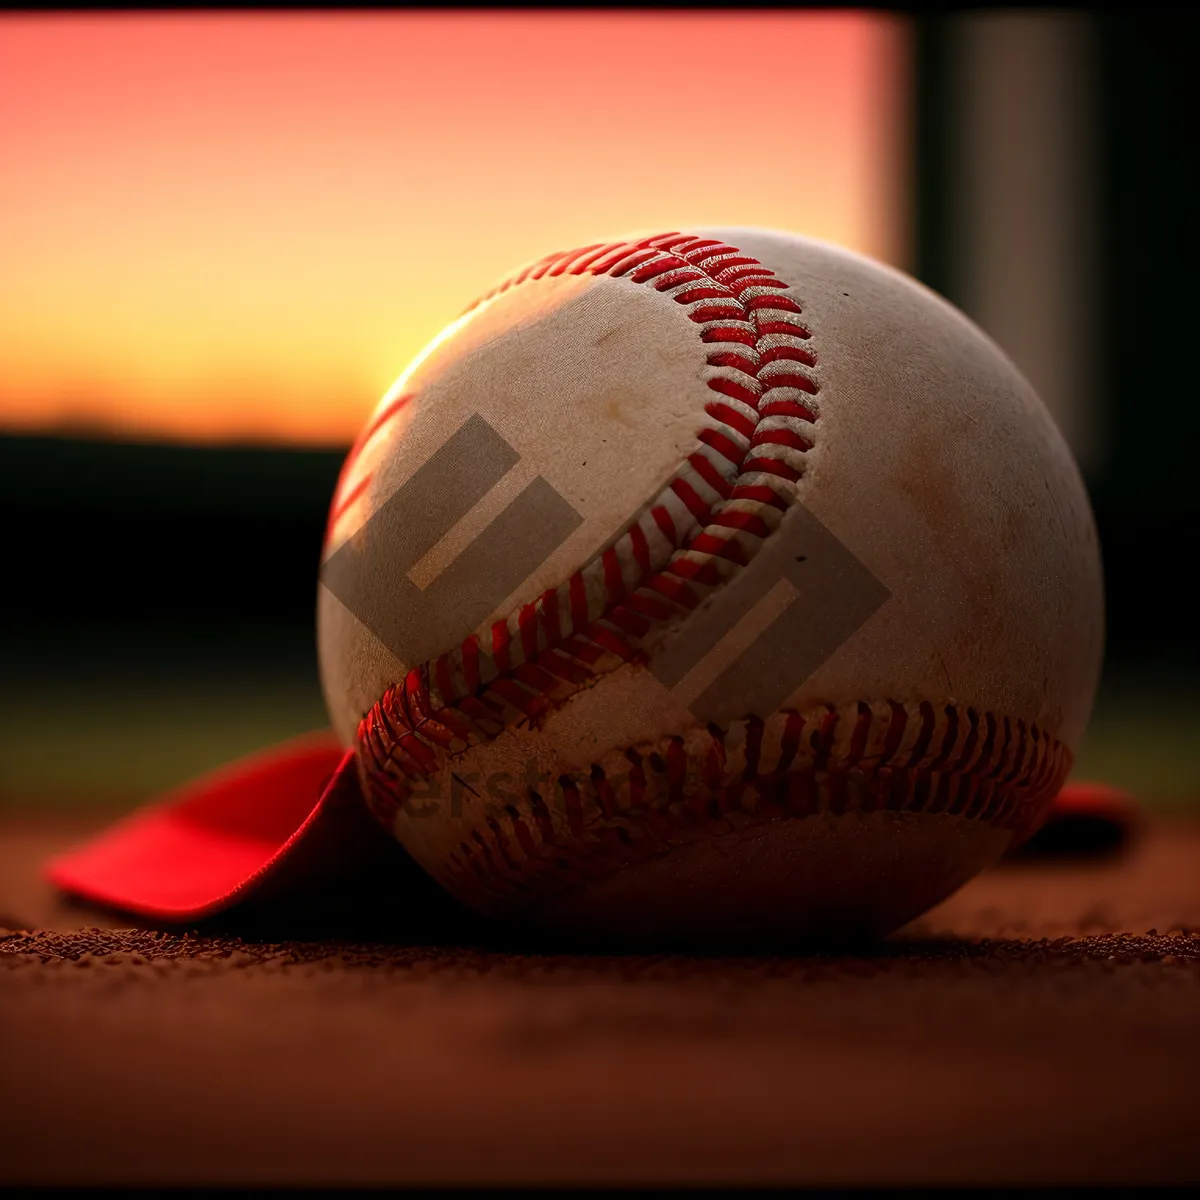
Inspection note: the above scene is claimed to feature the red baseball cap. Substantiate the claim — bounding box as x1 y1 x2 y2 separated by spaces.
43 732 404 922
44 724 1142 922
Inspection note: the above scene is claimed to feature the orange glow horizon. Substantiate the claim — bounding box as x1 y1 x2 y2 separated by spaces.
0 13 910 448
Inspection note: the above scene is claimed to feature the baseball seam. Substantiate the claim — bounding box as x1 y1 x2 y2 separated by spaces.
339 233 1069 907
353 232 820 785
429 700 1070 916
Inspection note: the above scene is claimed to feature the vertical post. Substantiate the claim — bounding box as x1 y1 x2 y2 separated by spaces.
949 13 1102 475
911 15 957 305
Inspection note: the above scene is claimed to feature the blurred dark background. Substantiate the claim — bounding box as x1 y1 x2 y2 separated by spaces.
916 12 1198 667
1 11 1196 811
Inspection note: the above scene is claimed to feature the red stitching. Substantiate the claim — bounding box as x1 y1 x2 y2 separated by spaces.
729 483 788 510
646 572 700 609
325 389 415 539
761 344 817 367
742 455 802 483
707 376 761 408
650 504 677 545
669 476 713 524
566 244 624 275
687 451 734 498
386 699 1073 919
757 320 811 338
686 303 746 323
568 573 589 630
601 545 625 601
751 428 814 454
688 531 749 565
589 626 638 661
492 620 512 673
538 586 561 644
628 522 652 575
696 427 745 466
348 235 916 848
704 401 756 439
518 601 539 663
760 370 819 395
326 474 369 531
610 249 662 277
701 326 758 348
628 258 686 284
666 555 723 587
760 398 819 423
746 293 804 314
343 392 413 473
712 510 772 538
546 243 604 277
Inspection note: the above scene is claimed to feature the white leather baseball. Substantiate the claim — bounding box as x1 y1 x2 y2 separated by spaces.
317 228 1103 940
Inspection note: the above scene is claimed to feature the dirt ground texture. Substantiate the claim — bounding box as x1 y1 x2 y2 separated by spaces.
2 815 1199 1186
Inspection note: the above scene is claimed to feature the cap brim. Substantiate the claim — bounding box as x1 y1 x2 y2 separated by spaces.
44 731 394 922
1050 780 1141 822
1003 780 1142 860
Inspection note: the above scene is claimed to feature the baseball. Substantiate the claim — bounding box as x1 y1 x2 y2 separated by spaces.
317 228 1103 941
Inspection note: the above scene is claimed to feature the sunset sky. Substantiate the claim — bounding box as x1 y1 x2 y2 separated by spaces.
0 13 910 447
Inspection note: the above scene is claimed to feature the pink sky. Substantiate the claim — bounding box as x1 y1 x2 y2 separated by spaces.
0 13 910 445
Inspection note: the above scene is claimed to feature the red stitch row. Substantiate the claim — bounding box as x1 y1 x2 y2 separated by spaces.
324 391 415 539
406 701 1070 918
356 233 825 807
